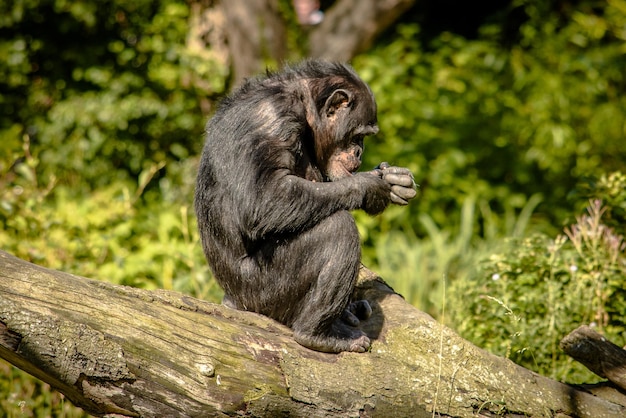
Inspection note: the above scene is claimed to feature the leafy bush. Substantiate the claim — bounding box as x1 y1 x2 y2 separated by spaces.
450 183 626 382
0 136 220 299
571 171 626 236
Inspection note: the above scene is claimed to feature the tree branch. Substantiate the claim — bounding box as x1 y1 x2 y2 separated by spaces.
561 325 626 391
1 250 625 417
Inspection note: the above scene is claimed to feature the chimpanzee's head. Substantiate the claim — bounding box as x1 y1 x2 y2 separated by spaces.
304 62 379 181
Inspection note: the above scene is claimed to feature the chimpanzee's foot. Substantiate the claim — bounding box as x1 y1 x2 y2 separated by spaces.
341 309 360 327
341 299 372 326
350 299 373 320
294 318 371 353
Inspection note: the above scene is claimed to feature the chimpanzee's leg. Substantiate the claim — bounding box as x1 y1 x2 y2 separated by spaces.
227 210 371 352
282 210 370 352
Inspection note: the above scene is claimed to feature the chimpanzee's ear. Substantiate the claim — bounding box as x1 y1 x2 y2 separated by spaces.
324 89 352 117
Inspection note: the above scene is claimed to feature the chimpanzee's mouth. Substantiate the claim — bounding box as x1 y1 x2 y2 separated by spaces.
326 162 355 181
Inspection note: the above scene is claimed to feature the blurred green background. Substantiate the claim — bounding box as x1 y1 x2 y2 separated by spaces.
1 0 625 415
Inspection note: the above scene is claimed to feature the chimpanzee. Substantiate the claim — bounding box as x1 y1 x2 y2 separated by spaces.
195 60 416 353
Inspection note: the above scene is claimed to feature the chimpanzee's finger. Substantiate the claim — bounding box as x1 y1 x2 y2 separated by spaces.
381 166 413 176
375 162 390 170
390 192 409 205
383 173 415 188
366 168 384 178
391 184 417 201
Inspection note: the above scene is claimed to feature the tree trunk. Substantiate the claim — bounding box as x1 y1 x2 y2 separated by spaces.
201 0 417 85
0 250 625 417
308 0 416 62
220 0 287 86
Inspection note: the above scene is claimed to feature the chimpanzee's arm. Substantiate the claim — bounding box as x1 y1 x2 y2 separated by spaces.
241 171 390 241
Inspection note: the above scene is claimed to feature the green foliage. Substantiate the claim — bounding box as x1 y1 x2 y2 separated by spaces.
571 171 626 236
449 196 626 382
358 193 542 316
0 0 227 189
0 137 219 299
0 361 88 418
0 1 228 412
354 0 626 238
352 1 626 340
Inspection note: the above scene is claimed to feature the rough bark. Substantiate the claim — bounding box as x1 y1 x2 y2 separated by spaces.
561 325 626 391
1 249 625 417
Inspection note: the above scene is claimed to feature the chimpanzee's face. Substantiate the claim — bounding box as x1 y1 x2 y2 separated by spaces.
319 86 378 181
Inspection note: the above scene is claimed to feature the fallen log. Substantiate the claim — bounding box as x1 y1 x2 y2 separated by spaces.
1 250 625 417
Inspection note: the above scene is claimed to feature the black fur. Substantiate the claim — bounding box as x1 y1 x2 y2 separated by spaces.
195 61 397 353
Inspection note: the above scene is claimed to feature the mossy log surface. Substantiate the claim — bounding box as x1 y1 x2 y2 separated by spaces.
1 250 624 417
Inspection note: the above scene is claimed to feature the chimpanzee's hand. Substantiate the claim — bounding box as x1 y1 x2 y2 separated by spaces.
356 171 392 215
375 162 418 205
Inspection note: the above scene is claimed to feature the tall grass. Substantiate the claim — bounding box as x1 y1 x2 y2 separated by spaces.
363 194 542 319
